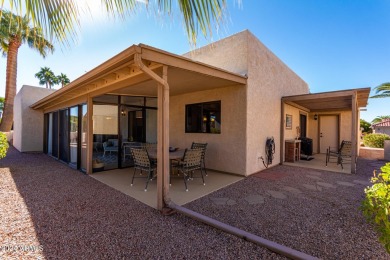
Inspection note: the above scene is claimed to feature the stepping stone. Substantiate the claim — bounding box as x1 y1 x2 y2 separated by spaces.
244 195 265 205
282 186 303 194
336 181 355 187
266 190 287 199
316 182 336 188
302 184 322 191
306 175 323 181
353 180 371 186
210 197 236 205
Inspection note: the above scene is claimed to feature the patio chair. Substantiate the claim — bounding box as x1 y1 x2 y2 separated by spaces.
325 140 352 170
191 142 208 176
174 148 204 191
102 140 118 157
130 147 156 191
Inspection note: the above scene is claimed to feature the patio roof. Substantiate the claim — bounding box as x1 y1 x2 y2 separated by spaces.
282 88 370 112
31 44 247 112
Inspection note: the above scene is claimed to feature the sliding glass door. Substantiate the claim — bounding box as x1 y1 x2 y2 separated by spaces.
59 109 69 163
69 106 78 168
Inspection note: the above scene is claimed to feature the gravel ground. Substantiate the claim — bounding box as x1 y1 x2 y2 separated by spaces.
0 146 389 259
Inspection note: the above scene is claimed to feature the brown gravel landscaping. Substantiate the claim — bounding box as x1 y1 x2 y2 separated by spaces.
1 146 389 259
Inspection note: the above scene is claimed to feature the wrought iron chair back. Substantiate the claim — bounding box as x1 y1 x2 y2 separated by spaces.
326 140 352 170
176 148 204 191
191 142 208 175
130 147 156 191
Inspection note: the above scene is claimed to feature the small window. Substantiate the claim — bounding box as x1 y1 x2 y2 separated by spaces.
185 101 221 134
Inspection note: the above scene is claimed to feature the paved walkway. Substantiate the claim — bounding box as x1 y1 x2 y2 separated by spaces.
206 169 371 206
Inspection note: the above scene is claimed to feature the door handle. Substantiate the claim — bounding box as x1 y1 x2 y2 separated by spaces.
320 133 323 138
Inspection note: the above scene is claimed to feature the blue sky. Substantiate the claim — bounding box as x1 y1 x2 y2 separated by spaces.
0 0 389 122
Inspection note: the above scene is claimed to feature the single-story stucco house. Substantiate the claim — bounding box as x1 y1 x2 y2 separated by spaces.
13 30 369 209
371 119 390 136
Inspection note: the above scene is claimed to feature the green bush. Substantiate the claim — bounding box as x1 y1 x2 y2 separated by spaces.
0 132 8 159
361 163 390 253
363 133 390 148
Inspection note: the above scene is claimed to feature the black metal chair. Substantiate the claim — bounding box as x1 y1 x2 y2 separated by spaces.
326 140 352 169
130 147 156 191
174 148 204 191
191 142 208 176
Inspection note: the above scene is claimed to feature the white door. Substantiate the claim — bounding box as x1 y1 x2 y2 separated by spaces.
319 115 339 153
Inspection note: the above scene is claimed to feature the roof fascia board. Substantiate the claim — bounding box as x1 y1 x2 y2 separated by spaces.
139 44 247 84
283 87 371 102
284 101 310 113
283 90 355 102
31 45 139 109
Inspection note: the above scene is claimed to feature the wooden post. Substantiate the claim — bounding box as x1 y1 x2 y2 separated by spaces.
156 66 170 210
351 92 357 174
280 101 285 165
86 96 93 174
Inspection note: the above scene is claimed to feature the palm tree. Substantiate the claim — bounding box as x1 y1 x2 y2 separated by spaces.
3 0 229 46
0 11 54 132
372 115 390 124
35 67 57 89
370 82 390 98
56 73 70 88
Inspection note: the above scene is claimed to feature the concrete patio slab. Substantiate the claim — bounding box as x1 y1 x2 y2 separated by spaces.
284 153 352 173
91 168 243 208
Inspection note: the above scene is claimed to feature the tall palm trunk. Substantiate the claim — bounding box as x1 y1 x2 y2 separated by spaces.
0 39 21 132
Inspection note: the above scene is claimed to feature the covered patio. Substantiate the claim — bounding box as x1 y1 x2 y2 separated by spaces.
31 44 247 210
281 88 370 174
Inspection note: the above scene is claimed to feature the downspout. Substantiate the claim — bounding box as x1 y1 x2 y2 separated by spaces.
135 51 317 260
166 200 318 260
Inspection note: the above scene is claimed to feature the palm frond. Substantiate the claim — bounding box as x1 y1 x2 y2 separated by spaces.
370 82 390 99
3 0 234 46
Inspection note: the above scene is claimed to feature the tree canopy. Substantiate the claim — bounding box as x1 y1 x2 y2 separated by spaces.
1 0 232 46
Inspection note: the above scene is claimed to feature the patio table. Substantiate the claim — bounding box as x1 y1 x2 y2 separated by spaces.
147 148 184 161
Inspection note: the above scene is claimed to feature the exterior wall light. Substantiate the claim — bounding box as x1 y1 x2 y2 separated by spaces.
121 109 126 116
314 114 318 120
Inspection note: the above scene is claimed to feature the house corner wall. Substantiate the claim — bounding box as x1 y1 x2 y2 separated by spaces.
172 31 249 175
245 32 309 175
13 85 56 152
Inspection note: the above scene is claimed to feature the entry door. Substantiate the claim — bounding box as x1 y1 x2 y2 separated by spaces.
319 115 339 153
299 114 307 137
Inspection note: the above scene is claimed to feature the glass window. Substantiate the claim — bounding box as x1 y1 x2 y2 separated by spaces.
93 95 118 105
145 97 157 108
185 101 221 134
121 96 144 106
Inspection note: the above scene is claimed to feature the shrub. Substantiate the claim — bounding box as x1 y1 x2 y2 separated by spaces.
361 163 390 253
363 133 390 148
0 132 8 159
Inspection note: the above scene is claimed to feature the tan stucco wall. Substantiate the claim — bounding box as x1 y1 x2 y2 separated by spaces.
182 30 309 175
14 85 56 152
284 104 307 140
359 147 384 160
170 85 246 175
245 32 309 175
385 140 390 161
308 111 352 153
182 31 248 76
